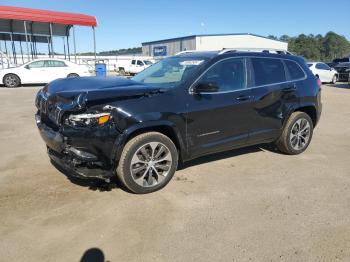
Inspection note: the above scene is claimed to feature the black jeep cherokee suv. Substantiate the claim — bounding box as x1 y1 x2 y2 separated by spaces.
35 50 322 193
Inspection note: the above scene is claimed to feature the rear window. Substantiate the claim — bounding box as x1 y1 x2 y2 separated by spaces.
252 58 286 86
285 60 305 80
333 58 350 63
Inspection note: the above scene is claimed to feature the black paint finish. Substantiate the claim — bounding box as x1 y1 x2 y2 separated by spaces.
35 52 322 179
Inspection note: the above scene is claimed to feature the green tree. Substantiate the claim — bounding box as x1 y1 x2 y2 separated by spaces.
267 35 278 40
282 32 350 61
322 32 350 60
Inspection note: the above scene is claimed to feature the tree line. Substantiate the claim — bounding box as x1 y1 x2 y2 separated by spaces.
77 47 142 56
268 32 350 62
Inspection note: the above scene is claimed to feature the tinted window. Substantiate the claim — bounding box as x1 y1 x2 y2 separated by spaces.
285 60 305 80
200 58 246 92
28 61 45 68
46 60 66 67
131 60 136 65
252 58 286 86
316 63 330 70
307 63 313 67
334 58 350 63
137 60 144 66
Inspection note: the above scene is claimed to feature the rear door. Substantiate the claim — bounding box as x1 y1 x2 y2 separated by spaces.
45 60 69 81
186 57 255 157
247 57 299 144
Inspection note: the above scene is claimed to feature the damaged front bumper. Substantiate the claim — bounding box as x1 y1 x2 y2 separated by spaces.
35 113 117 181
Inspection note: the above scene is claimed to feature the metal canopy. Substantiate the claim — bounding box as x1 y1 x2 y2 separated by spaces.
0 5 98 67
0 6 97 27
0 19 69 36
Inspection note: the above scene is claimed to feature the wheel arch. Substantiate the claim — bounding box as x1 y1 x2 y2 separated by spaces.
282 104 318 132
295 106 317 126
111 122 186 167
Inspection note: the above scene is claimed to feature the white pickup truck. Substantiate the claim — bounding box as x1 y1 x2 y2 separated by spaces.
116 58 153 75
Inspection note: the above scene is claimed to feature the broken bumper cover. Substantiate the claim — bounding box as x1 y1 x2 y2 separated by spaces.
47 148 114 180
35 114 115 180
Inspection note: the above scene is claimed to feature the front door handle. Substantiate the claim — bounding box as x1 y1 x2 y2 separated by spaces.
236 95 253 102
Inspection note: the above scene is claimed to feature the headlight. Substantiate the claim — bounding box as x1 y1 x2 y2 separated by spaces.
67 112 111 126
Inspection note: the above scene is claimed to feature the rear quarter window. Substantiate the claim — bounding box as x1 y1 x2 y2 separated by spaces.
252 58 286 86
285 60 305 80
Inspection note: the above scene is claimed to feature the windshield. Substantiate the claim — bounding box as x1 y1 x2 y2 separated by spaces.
143 60 153 65
132 57 206 88
307 63 313 67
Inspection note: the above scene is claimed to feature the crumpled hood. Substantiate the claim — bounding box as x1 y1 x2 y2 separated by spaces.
44 76 165 107
47 76 160 94
36 77 166 125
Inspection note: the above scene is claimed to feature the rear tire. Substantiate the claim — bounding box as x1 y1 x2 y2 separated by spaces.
275 112 314 155
116 132 178 194
119 68 125 76
67 73 79 78
3 74 20 88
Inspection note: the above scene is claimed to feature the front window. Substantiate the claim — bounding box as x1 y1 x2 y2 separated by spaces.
27 60 45 68
132 56 207 88
143 60 153 65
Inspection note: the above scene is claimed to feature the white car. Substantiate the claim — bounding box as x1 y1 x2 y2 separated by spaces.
0 58 91 87
307 62 338 84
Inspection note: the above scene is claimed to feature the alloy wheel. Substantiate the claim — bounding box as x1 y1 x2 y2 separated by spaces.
130 142 172 187
5 75 18 87
289 118 311 151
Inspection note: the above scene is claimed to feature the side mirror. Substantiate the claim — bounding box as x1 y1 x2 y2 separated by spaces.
24 65 30 70
192 82 219 93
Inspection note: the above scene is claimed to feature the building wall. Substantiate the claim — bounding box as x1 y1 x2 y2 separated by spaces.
142 37 196 56
196 35 288 51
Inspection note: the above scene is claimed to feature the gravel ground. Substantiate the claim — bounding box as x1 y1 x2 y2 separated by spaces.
0 84 349 262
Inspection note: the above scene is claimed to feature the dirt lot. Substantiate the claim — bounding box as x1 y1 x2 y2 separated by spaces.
0 84 350 262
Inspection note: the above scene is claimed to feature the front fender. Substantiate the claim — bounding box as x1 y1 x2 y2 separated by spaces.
110 120 187 167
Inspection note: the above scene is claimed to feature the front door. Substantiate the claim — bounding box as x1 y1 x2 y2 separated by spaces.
22 60 50 83
44 60 69 81
316 63 332 82
185 57 255 158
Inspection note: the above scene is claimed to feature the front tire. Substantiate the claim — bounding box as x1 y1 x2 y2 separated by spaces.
116 132 178 194
3 74 20 87
331 74 337 84
275 112 314 155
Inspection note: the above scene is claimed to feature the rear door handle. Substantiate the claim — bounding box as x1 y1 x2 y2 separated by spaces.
282 83 297 92
236 95 253 102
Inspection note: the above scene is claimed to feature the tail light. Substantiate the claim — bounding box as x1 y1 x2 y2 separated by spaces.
316 78 322 88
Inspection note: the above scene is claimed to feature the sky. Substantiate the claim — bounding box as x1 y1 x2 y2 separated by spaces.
1 0 350 53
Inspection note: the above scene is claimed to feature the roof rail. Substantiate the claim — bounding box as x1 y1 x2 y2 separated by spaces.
175 50 203 55
218 48 292 55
